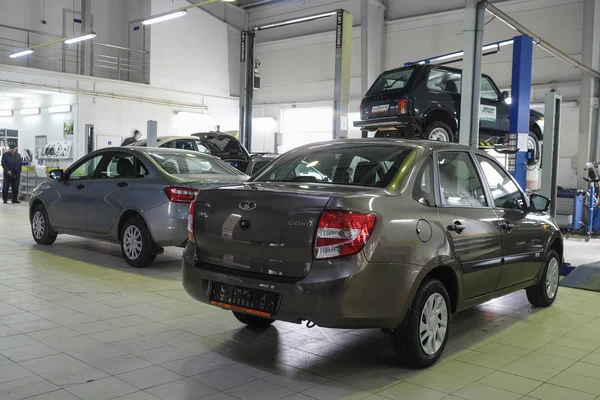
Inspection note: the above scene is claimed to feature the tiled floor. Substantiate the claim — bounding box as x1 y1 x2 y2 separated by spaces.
1 203 600 400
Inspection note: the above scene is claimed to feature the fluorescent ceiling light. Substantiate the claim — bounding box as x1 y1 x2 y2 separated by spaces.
505 97 512 104
0 110 13 117
258 12 336 30
48 105 71 114
64 32 97 44
433 51 464 62
142 10 187 25
221 0 236 2
20 108 40 116
9 49 34 58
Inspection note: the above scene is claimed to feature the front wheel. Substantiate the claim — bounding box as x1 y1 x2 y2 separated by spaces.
31 205 57 245
391 279 450 368
233 311 274 330
120 216 157 268
424 121 454 142
526 249 560 307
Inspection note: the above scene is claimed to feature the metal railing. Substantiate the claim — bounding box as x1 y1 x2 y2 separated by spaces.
0 23 149 84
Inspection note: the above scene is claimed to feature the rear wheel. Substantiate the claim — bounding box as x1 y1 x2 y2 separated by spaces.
424 121 454 142
526 249 560 307
233 311 275 330
391 279 450 368
528 131 541 166
120 216 156 268
31 205 57 245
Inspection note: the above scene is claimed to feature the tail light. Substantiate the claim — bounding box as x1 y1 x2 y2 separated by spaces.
398 99 407 115
314 210 377 259
187 201 196 243
164 186 199 203
359 104 363 118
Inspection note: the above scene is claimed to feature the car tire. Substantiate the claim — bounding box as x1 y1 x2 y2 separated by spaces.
391 278 450 368
528 131 541 166
120 216 157 268
232 311 275 329
424 122 454 142
526 249 560 307
31 205 57 246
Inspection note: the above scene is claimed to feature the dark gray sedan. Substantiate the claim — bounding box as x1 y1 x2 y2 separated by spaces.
29 147 247 267
182 139 562 367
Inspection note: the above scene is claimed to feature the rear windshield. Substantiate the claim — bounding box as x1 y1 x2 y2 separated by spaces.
253 145 413 188
147 152 242 176
368 68 415 94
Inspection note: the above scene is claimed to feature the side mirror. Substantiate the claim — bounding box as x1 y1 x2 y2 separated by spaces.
530 193 550 212
48 169 64 181
501 91 510 101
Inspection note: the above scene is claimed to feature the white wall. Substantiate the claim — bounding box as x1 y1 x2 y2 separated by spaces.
149 0 231 97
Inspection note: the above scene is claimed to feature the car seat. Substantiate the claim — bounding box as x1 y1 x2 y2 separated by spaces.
354 161 378 186
116 158 136 178
445 80 459 93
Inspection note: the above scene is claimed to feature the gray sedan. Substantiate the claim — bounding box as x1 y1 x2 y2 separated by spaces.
29 147 247 267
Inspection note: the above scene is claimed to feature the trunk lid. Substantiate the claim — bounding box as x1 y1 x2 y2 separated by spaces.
361 89 408 120
192 183 373 278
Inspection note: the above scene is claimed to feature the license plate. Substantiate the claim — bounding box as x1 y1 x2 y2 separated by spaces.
371 104 389 114
209 282 278 317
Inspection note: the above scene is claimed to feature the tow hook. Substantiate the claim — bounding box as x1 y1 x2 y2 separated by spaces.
306 321 316 328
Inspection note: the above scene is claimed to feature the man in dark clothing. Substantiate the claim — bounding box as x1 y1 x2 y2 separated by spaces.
121 130 142 146
1 144 22 204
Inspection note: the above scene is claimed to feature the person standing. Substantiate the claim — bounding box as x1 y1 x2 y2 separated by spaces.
1 144 22 204
121 130 142 146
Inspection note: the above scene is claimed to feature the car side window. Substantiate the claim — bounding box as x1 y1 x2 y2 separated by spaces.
173 139 195 151
481 77 499 101
427 69 462 94
193 140 212 154
251 161 269 175
437 151 487 208
476 155 525 210
412 154 435 207
67 154 105 181
100 153 148 179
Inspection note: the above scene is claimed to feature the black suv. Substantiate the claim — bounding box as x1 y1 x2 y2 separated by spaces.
354 65 544 160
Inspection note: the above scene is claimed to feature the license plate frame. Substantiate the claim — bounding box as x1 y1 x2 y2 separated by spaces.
209 282 279 318
371 104 389 114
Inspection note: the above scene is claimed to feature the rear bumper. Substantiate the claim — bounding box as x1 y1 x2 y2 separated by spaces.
182 242 424 329
353 116 415 131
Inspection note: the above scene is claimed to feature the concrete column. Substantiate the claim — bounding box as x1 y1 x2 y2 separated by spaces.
80 0 92 76
361 0 386 95
147 120 157 148
459 0 485 147
578 0 600 189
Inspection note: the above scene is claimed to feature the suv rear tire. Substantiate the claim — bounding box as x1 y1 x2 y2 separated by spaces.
391 278 450 368
424 121 454 142
528 131 541 166
233 311 275 329
526 249 560 307
120 216 157 268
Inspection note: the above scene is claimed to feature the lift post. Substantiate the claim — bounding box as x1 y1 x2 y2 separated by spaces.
507 35 533 190
540 91 563 218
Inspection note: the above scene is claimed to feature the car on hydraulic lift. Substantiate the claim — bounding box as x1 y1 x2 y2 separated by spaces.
182 139 562 368
354 64 545 164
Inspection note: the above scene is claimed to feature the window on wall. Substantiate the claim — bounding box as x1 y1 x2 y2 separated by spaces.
280 107 333 153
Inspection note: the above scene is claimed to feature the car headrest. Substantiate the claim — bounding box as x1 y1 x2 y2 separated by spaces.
117 158 135 177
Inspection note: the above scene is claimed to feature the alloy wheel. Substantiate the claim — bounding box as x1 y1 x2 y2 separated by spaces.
546 258 559 299
428 128 450 142
123 225 143 260
32 211 45 240
419 293 448 355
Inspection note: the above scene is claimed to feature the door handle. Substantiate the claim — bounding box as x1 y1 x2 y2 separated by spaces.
447 221 466 234
76 184 85 190
117 182 129 188
501 221 514 231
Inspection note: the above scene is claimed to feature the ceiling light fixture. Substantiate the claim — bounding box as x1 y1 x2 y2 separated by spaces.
48 105 72 114
20 108 40 116
9 49 34 58
0 110 13 117
142 10 187 25
64 32 97 44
